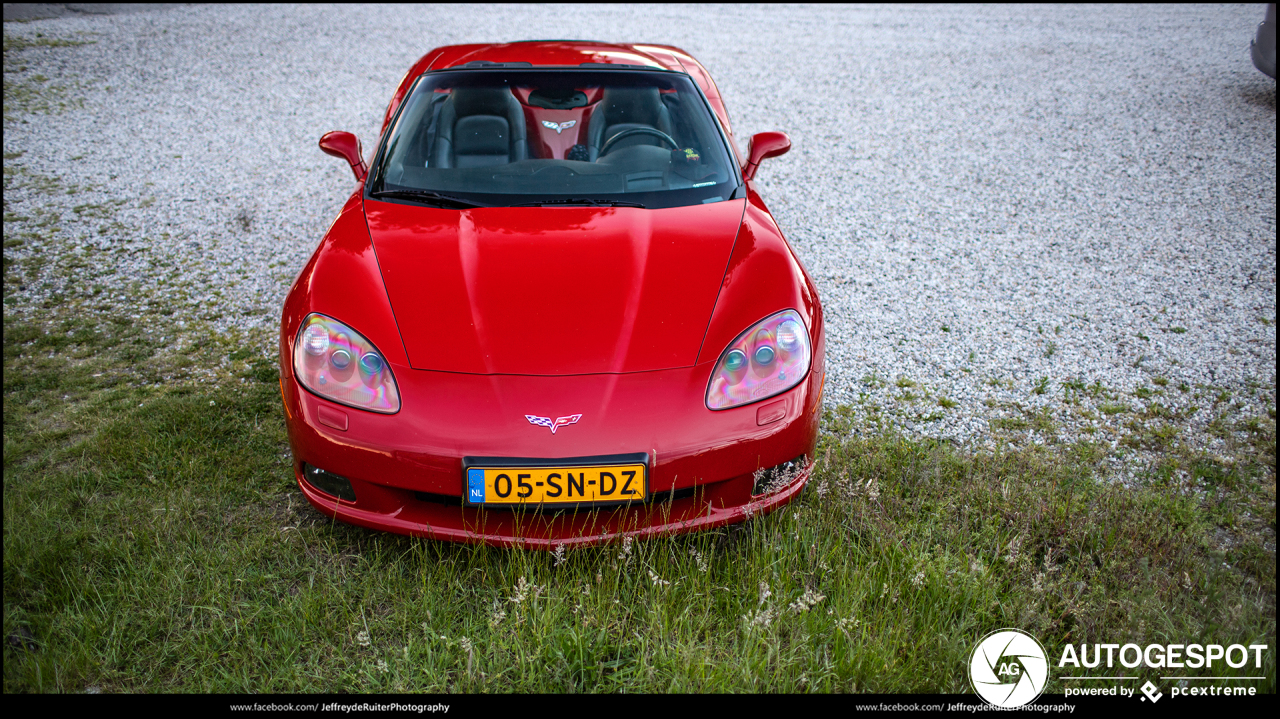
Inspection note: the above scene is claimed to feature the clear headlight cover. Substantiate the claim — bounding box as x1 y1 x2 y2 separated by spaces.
706 309 811 410
293 313 400 413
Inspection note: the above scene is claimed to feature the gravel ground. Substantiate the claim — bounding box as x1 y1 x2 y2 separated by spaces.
4 5 1275 473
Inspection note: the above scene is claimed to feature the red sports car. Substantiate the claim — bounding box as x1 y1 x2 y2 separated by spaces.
280 41 824 548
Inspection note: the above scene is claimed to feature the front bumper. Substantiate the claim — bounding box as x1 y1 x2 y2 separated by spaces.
281 360 822 548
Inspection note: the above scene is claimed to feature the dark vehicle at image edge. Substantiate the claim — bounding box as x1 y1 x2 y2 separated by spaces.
1253 3 1276 78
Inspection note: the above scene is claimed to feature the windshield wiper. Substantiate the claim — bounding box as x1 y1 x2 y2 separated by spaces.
369 189 492 209
510 198 647 208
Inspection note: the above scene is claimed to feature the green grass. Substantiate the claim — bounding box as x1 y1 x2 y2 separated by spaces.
3 31 93 120
4 313 1275 692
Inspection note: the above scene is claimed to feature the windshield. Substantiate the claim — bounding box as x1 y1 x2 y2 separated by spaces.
369 69 739 209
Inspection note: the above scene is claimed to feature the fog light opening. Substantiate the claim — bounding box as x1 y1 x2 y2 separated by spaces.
751 455 808 497
302 462 357 502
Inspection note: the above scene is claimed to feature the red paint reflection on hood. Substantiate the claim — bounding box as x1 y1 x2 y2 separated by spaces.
366 199 745 375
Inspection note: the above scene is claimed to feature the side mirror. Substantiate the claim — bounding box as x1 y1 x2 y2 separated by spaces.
742 131 791 182
319 131 368 182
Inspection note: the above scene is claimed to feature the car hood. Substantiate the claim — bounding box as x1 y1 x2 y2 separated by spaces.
365 199 745 375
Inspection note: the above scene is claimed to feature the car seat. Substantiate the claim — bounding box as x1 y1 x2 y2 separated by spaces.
586 87 674 161
431 87 528 168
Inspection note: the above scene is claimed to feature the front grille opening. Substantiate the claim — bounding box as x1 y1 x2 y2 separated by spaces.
650 485 698 504
414 491 463 507
752 455 808 497
302 463 357 501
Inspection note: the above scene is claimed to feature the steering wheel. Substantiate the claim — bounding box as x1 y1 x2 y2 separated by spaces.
599 127 678 156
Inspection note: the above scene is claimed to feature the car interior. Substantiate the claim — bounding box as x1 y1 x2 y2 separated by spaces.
375 70 734 203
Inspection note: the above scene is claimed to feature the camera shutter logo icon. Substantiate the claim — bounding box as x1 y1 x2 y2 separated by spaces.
969 629 1049 708
1140 681 1163 703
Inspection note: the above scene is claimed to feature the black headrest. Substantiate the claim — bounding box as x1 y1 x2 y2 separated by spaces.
448 87 515 117
527 88 588 110
600 87 664 126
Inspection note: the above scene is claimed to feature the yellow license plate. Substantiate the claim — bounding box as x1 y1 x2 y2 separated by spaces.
465 460 647 507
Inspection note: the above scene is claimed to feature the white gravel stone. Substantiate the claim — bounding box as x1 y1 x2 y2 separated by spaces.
3 5 1274 468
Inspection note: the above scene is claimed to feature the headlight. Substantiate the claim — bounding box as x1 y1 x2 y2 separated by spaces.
293 313 400 413
706 309 811 410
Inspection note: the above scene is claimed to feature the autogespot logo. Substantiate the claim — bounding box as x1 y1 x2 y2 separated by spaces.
970 629 1050 708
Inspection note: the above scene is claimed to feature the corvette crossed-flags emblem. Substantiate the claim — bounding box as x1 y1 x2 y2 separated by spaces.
540 120 577 134
525 413 582 434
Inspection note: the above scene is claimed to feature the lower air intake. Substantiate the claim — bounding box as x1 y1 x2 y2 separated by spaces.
751 456 808 496
302 463 357 501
